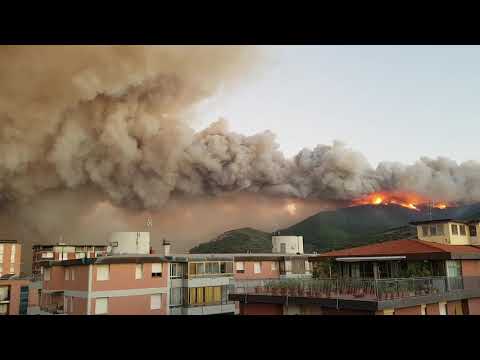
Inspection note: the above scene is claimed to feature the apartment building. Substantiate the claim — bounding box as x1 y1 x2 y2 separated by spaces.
32 243 108 277
0 240 22 277
230 219 480 315
38 232 236 315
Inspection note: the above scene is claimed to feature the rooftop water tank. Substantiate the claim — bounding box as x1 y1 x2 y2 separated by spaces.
108 232 151 255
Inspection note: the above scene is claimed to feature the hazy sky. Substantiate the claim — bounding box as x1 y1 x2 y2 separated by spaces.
196 45 480 167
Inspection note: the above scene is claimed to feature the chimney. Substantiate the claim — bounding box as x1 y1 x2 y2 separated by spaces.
162 239 171 256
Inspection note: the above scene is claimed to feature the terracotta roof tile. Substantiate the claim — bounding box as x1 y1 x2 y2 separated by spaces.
319 239 480 258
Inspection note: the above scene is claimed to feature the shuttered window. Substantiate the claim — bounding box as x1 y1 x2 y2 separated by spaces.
151 263 162 277
235 262 244 273
135 264 143 279
95 298 108 314
150 294 162 310
96 265 110 281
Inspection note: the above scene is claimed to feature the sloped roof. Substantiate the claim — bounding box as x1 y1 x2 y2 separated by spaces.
317 239 480 260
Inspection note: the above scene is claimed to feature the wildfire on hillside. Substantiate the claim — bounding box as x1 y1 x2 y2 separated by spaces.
349 191 449 211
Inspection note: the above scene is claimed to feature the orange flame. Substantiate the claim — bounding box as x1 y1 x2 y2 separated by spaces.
350 191 449 211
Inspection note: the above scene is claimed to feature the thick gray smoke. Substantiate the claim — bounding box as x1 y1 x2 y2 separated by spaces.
2 45 479 211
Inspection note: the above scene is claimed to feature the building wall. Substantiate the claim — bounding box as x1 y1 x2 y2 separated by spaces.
467 298 480 315
447 300 463 315
394 305 421 315
92 263 168 291
234 260 280 280
416 222 471 245
426 303 440 315
239 303 283 315
272 236 304 254
28 286 39 307
0 279 29 315
90 293 167 315
43 266 65 291
461 260 480 277
63 265 89 291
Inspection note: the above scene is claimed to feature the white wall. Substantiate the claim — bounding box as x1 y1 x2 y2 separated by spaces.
272 236 304 254
109 232 150 255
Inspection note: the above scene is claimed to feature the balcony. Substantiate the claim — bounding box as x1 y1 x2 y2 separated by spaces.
231 276 480 303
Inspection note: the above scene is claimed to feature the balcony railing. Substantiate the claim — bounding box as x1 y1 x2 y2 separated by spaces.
232 276 480 302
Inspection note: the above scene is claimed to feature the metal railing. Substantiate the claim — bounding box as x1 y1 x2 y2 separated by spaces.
231 276 480 302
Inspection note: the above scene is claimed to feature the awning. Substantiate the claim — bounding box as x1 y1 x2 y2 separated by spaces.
335 256 407 262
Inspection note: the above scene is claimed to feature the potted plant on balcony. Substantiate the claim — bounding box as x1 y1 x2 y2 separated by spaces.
278 281 288 296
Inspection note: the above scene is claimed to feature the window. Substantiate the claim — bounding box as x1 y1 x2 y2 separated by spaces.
151 263 162 277
150 294 162 310
439 302 447 315
44 268 51 281
235 261 244 273
196 287 204 304
0 286 9 301
205 287 214 303
189 262 204 276
451 224 458 235
75 252 85 259
271 262 277 271
469 225 477 237
437 224 444 235
60 253 68 261
10 245 15 263
280 243 286 253
285 260 292 272
96 265 110 281
64 296 69 313
0 244 3 256
65 269 70 280
213 287 221 303
42 252 53 259
170 263 184 279
135 264 143 280
305 261 310 272
9 265 14 274
95 298 108 314
0 304 8 315
422 225 429 237
430 225 437 236
71 268 75 281
446 260 462 277
70 297 74 313
187 287 223 306
169 288 184 307
459 225 467 236
253 262 261 274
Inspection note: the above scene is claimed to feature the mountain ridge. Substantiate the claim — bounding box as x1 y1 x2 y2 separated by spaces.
189 203 480 254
